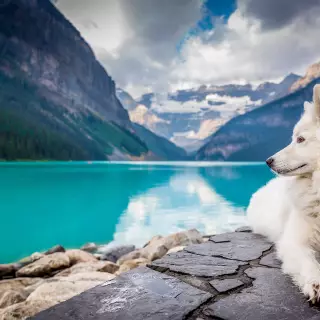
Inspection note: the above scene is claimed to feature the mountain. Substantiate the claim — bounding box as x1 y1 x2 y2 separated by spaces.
196 77 320 161
0 0 187 161
132 124 187 160
118 74 300 152
290 62 320 92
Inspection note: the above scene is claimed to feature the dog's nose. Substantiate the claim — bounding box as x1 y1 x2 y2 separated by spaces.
266 157 274 167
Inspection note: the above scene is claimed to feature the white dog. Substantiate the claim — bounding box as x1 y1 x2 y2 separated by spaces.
247 84 320 303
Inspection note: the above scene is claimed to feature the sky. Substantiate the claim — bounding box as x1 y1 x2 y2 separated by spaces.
54 0 320 99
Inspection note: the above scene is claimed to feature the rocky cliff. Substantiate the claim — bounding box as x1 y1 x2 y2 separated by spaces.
0 0 154 160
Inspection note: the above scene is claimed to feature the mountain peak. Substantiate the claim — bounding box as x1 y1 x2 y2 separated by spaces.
290 62 320 92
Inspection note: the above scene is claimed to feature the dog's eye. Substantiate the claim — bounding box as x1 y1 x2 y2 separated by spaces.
297 136 305 143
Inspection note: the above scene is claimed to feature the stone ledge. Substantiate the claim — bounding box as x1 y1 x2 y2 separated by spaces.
31 230 320 320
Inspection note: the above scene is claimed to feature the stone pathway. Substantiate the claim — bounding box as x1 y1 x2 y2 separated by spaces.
31 229 320 320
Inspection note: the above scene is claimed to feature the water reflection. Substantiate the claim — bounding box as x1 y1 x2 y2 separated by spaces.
113 164 273 246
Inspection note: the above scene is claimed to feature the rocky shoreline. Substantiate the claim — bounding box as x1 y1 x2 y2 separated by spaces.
0 229 205 319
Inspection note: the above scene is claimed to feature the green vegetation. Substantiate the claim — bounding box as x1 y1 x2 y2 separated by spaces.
0 73 148 161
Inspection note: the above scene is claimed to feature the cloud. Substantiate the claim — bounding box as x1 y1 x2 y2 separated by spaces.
237 0 320 30
55 0 320 101
55 0 202 98
171 7 320 89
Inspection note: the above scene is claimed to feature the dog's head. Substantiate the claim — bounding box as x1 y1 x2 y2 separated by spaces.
266 84 320 176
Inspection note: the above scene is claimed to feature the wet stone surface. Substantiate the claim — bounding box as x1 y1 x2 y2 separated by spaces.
32 230 320 320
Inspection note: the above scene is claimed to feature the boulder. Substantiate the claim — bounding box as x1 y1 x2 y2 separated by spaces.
167 246 186 254
118 229 203 263
117 250 141 265
65 250 97 265
0 300 54 320
80 243 98 253
27 279 100 306
18 253 45 268
116 258 150 275
0 290 27 309
44 245 65 255
97 262 119 274
0 265 16 279
16 253 70 277
62 272 115 283
98 245 136 263
55 261 118 277
0 278 41 293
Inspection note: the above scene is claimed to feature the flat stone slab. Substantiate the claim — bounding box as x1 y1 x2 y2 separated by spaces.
151 251 246 277
28 231 320 320
204 267 320 320
235 226 252 233
209 279 243 293
31 267 212 320
185 232 272 261
259 252 281 268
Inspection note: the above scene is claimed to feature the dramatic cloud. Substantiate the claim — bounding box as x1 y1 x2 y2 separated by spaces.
237 0 320 30
55 0 320 101
55 0 202 97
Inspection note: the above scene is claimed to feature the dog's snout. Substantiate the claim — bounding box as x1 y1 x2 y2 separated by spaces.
266 157 274 167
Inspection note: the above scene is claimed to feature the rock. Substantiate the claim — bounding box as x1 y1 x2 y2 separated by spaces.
167 246 185 254
32 267 212 320
56 261 118 277
116 258 149 274
188 232 272 261
235 226 252 233
117 250 141 265
99 245 136 263
97 262 119 274
65 250 97 265
119 229 203 263
44 245 65 255
16 253 70 277
152 251 246 277
18 253 45 268
0 278 41 293
260 252 281 268
143 235 163 248
0 290 27 309
0 265 16 279
61 272 115 283
26 273 115 308
80 243 98 253
93 253 102 260
209 279 243 293
204 267 320 320
0 300 54 320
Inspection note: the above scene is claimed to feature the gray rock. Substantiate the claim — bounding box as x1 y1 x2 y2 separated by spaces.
260 252 281 268
80 243 98 253
152 251 246 277
45 245 66 255
204 267 320 320
196 232 272 261
210 279 243 293
235 226 252 233
31 267 212 320
99 245 136 263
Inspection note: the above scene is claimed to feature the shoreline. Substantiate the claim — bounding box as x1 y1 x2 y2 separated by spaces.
0 229 211 318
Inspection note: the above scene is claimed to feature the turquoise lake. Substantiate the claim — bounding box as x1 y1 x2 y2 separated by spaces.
0 162 274 263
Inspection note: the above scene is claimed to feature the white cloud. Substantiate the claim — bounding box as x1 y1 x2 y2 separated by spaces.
55 0 320 100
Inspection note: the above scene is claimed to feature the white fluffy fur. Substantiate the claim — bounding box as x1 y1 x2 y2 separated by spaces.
247 84 320 303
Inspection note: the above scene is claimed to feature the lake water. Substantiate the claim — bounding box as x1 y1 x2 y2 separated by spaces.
0 162 274 263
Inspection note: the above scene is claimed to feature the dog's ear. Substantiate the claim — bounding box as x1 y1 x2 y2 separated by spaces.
313 84 320 120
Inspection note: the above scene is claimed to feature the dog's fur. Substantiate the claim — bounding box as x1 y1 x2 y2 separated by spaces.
247 84 320 303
